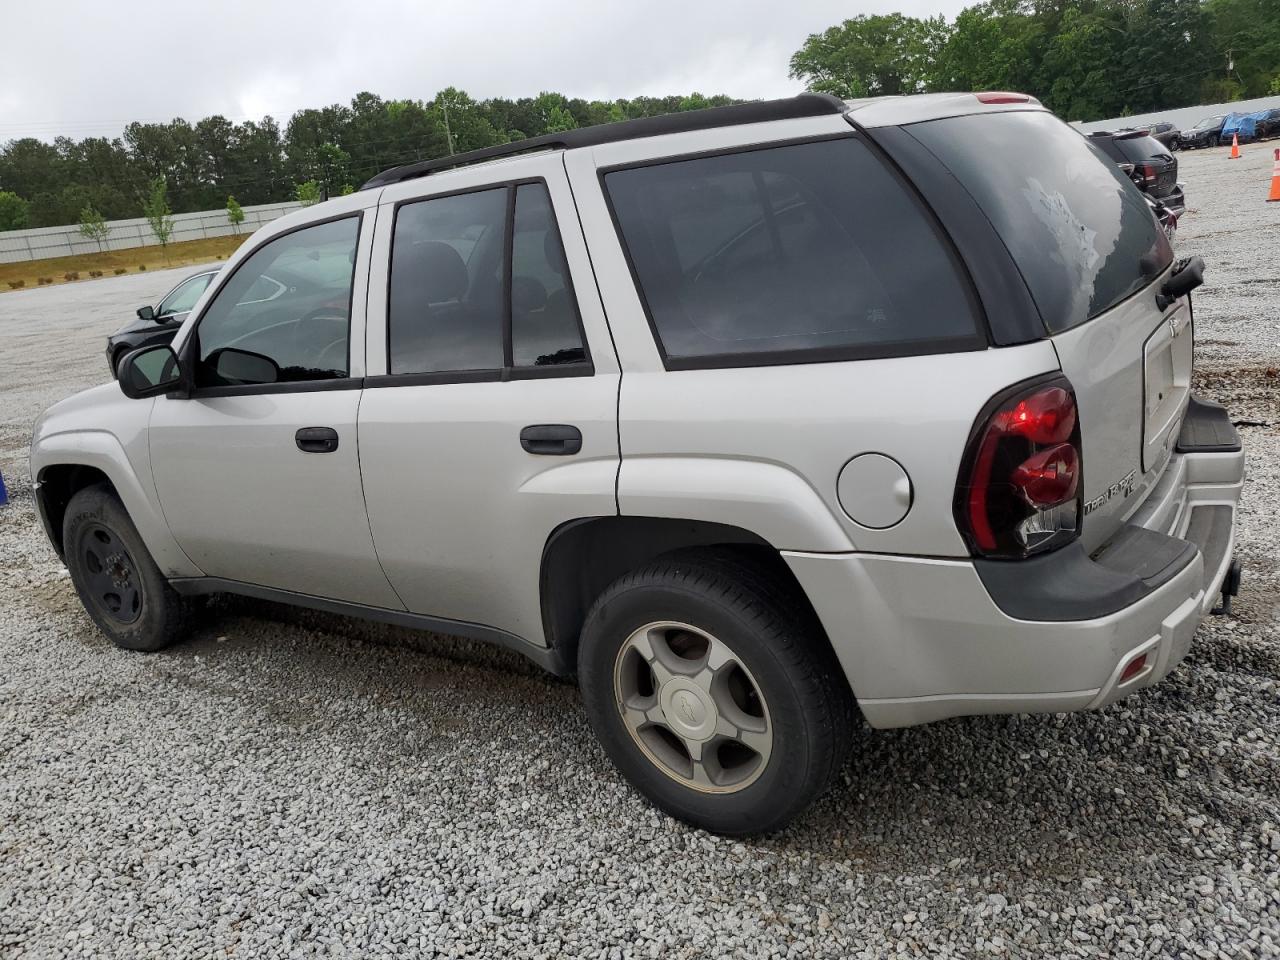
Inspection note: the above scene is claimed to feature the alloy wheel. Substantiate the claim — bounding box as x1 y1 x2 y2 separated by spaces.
612 621 773 794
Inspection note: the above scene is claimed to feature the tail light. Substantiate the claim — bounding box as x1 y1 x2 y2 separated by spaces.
955 376 1083 559
1131 162 1158 185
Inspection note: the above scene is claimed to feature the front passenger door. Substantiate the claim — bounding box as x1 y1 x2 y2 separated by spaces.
148 208 403 609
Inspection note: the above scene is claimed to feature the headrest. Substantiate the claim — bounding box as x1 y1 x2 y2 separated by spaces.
405 240 468 302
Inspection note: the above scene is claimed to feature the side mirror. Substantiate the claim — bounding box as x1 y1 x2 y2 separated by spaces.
136 305 155 321
209 347 280 385
118 344 181 399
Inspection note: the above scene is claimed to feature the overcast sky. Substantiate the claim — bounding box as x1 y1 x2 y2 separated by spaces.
1 0 968 143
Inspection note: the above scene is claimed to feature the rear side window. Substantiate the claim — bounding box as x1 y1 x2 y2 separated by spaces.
603 137 982 368
388 181 589 377
910 111 1171 333
389 188 507 374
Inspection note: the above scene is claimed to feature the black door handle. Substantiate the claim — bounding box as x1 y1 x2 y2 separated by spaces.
520 424 582 455
295 426 339 453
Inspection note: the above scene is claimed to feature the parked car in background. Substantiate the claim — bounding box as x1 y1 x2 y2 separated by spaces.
1087 130 1185 218
106 269 218 377
1254 108 1280 140
1147 121 1180 150
1118 121 1179 150
1180 114 1227 149
1221 113 1260 144
34 93 1243 836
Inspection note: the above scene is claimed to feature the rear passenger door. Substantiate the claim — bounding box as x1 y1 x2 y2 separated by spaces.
358 156 620 645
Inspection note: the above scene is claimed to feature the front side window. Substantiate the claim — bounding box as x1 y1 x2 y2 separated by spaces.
603 137 981 367
388 181 589 376
159 273 213 316
194 217 359 387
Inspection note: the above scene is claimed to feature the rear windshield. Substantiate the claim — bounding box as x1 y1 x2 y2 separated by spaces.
1113 135 1171 162
909 111 1171 333
603 137 982 367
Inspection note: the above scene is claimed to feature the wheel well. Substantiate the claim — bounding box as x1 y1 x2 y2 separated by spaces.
36 464 113 559
540 517 823 670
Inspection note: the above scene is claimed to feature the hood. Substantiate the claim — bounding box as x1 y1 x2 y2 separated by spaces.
113 313 183 336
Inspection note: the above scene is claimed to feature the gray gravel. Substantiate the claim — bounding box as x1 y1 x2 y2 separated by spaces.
2 143 1279 959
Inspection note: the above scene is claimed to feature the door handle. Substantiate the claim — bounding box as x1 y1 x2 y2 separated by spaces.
520 424 582 456
295 426 339 453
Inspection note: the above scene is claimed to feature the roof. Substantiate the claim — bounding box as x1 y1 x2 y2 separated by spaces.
360 93 847 190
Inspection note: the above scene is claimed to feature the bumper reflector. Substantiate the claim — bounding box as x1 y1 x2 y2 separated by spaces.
1119 653 1149 685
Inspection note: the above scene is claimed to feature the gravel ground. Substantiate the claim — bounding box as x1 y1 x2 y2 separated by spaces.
1 144 1278 959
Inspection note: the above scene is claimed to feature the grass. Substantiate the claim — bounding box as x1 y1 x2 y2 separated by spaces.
1 234 247 292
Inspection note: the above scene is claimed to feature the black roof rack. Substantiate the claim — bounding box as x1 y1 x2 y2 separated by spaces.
360 93 848 190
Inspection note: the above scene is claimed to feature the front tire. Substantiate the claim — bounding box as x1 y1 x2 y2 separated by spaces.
63 484 191 651
578 553 854 835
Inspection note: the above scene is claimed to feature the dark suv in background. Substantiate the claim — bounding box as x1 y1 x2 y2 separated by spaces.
1088 130 1185 219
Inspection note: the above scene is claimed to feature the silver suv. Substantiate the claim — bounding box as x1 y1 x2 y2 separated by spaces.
31 93 1245 835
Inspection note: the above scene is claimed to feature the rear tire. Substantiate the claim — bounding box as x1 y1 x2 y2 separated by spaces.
63 484 191 652
577 552 854 835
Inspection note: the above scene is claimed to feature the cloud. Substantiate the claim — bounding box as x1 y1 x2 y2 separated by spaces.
0 0 970 142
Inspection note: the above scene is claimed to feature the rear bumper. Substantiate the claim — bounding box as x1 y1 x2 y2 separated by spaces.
784 397 1244 729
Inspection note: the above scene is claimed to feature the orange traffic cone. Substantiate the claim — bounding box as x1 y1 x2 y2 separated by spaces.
1268 149 1280 203
1228 132 1241 159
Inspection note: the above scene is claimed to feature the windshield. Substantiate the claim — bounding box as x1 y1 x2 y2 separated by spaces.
158 273 214 316
1195 116 1225 129
909 110 1171 333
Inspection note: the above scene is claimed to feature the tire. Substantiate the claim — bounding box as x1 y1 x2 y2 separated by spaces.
63 484 191 651
577 552 854 835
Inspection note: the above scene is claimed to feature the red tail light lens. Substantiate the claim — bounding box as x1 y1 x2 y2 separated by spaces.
975 92 1031 104
1012 443 1079 507
956 377 1083 558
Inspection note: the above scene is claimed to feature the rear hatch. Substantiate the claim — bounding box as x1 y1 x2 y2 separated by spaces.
1113 133 1179 199
904 109 1186 550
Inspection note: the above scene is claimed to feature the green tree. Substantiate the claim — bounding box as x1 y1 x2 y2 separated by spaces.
142 177 175 261
226 194 245 233
295 180 322 205
790 13 951 97
0 190 29 231
77 204 110 252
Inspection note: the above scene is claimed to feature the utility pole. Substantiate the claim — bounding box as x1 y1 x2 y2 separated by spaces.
443 101 455 156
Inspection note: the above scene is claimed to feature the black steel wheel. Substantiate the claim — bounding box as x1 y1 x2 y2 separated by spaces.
63 484 191 651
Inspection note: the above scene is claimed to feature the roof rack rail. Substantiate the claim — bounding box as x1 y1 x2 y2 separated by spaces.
360 93 848 190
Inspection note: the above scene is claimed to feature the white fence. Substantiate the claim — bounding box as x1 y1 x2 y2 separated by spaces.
0 201 306 264
1072 94 1280 135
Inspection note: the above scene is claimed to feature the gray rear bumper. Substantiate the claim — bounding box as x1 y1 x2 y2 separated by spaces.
784 397 1244 729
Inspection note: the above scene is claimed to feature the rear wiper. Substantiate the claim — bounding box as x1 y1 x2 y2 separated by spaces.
1156 255 1204 310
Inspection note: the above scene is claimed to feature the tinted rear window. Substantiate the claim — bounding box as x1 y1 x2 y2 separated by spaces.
604 137 982 367
909 111 1171 333
1114 135 1171 163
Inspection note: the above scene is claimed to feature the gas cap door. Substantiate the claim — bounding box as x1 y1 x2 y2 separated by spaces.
837 453 913 529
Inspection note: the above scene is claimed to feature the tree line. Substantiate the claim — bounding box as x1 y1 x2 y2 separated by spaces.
0 91 734 231
2 0 1277 232
790 0 1278 123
